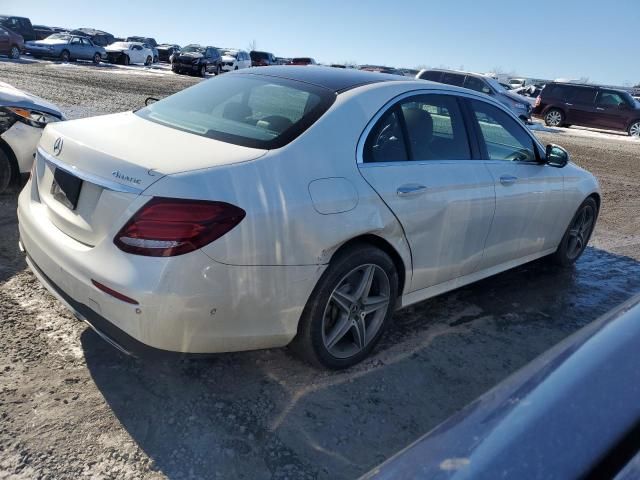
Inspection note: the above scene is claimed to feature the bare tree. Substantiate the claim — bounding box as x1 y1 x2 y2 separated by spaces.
247 39 257 52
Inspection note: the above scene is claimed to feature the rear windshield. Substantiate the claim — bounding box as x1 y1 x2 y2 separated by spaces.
136 74 336 149
251 51 270 60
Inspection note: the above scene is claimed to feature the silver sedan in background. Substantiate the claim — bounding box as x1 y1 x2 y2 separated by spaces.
24 34 106 63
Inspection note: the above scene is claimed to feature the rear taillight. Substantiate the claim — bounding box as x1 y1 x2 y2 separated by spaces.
114 197 245 257
534 96 541 108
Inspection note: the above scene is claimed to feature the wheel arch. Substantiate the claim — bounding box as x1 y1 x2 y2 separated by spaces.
625 118 640 131
587 191 601 212
329 234 407 297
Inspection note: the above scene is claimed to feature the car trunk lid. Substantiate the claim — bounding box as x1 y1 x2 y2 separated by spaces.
35 112 267 246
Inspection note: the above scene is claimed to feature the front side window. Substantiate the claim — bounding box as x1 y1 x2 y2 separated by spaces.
470 99 537 162
71 37 81 44
597 91 626 107
419 71 442 82
136 74 335 149
464 76 492 94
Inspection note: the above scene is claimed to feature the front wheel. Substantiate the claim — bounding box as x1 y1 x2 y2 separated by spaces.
0 149 14 194
122 54 130 66
290 245 398 369
629 121 640 138
9 45 20 60
144 56 152 66
550 197 598 266
200 65 207 77
544 108 564 127
60 49 70 62
215 64 221 75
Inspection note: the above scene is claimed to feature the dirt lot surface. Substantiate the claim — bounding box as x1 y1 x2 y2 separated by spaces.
1 59 639 479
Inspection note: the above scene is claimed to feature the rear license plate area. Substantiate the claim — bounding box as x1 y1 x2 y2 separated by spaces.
51 168 83 210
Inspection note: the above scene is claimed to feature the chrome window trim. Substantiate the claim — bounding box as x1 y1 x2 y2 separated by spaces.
37 148 144 194
356 87 546 166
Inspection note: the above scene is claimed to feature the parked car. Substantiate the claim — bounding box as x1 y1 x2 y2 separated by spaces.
360 65 404 75
17 67 599 369
364 294 640 480
25 34 106 64
417 69 533 123
220 49 251 71
0 81 65 193
508 77 528 89
172 44 222 76
0 15 35 42
69 28 114 47
249 50 277 66
511 85 543 106
105 41 154 66
533 82 640 137
126 37 159 63
0 25 23 59
32 25 54 41
156 44 180 63
290 57 317 66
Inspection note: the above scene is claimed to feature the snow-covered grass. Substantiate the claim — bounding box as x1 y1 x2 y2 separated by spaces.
529 120 640 143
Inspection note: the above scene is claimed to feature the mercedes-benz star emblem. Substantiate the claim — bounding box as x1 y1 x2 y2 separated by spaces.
53 137 64 156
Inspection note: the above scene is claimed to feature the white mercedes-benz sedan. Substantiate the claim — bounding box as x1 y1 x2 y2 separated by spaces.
18 67 599 369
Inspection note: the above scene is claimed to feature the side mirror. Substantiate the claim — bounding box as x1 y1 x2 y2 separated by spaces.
145 97 159 106
546 144 569 168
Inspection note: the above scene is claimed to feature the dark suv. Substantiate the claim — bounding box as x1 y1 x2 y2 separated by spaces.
0 15 35 41
250 50 277 67
533 83 640 137
172 44 222 76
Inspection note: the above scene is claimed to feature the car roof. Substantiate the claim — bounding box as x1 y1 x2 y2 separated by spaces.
235 65 406 93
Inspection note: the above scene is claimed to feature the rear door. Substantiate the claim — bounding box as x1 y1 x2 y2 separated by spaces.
467 99 566 267
69 36 83 58
594 90 630 130
358 92 495 292
565 86 597 126
0 27 9 53
79 38 93 59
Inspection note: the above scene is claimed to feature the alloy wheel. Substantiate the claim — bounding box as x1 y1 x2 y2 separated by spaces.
546 110 562 127
10 46 19 60
630 122 640 137
566 204 595 260
321 264 391 359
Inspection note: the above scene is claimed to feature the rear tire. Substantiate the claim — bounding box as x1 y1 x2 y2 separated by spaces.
122 54 130 66
0 149 14 194
9 45 20 60
544 108 565 127
550 197 598 266
215 64 221 75
200 65 207 77
629 121 640 137
60 49 70 62
144 56 152 66
93 52 101 64
290 245 398 369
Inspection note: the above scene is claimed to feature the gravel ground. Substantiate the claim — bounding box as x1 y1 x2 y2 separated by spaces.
1 59 640 480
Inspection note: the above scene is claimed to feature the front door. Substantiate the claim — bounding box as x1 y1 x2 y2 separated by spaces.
594 90 630 131
0 27 9 53
358 93 495 292
467 99 566 268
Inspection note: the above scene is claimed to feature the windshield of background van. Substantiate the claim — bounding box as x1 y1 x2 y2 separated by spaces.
136 74 335 149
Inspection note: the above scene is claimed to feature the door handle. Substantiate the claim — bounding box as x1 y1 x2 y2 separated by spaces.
499 175 518 186
565 102 573 106
397 184 428 197
596 107 605 111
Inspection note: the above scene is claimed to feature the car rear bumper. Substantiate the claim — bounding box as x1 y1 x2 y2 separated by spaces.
18 180 324 356
172 62 200 72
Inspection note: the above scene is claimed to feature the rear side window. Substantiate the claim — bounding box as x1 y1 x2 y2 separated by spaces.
464 76 492 94
441 73 465 87
364 109 409 163
401 95 471 160
570 88 596 104
136 74 336 149
596 90 626 106
470 100 536 162
363 94 471 163
419 71 442 82
545 84 571 100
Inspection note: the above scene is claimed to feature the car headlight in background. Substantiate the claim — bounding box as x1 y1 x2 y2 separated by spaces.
2 107 62 129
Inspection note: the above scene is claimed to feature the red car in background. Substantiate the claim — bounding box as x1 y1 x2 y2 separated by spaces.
290 57 316 65
0 25 23 59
